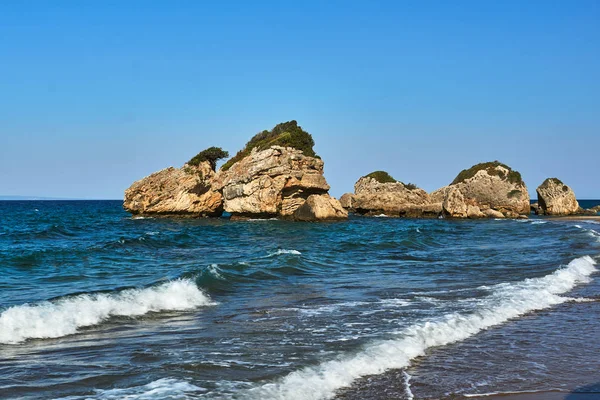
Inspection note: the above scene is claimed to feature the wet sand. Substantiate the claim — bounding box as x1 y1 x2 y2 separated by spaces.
466 391 600 400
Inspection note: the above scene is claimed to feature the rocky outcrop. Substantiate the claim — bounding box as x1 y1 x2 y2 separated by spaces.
341 162 529 219
294 194 348 221
536 178 579 216
436 161 530 218
339 193 355 211
124 161 223 217
124 121 347 222
530 202 540 214
212 146 346 220
344 173 440 217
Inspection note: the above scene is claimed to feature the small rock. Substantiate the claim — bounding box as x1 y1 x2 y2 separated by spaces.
293 194 348 221
536 178 579 216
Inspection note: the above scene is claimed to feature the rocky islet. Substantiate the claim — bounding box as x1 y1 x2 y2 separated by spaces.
124 122 598 220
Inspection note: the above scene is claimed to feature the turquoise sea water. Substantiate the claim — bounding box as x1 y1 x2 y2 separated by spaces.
0 200 599 399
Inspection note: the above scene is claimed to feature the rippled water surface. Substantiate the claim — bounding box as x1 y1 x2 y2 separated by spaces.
1 200 599 399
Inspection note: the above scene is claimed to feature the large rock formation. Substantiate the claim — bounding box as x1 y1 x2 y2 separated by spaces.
124 120 347 221
340 171 441 217
212 146 346 220
536 178 579 216
124 161 223 217
340 162 529 219
434 161 530 218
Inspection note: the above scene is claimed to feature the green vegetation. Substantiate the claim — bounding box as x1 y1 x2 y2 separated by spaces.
507 189 522 199
451 161 523 185
363 171 420 190
188 147 229 171
221 120 316 171
542 178 570 192
365 171 397 183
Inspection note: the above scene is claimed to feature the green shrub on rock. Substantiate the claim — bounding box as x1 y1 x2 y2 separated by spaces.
363 171 420 190
451 161 523 185
188 147 229 171
365 171 397 183
221 120 316 171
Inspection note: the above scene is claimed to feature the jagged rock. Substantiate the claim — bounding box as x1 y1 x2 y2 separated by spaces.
536 178 579 216
124 161 223 217
293 194 348 221
124 120 345 222
429 187 449 203
484 209 505 218
348 174 435 217
530 202 540 214
436 161 530 218
212 146 341 220
339 193 355 211
467 204 485 219
442 186 468 218
579 207 598 216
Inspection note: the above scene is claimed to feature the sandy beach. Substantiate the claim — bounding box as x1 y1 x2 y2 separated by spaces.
469 392 600 400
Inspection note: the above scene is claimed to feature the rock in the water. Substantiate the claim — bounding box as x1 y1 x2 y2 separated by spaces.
467 204 485 219
435 161 530 218
530 202 540 214
442 186 468 218
339 193 355 211
123 161 223 217
536 178 579 216
293 194 348 221
123 121 344 222
346 172 434 217
212 146 340 220
484 209 505 218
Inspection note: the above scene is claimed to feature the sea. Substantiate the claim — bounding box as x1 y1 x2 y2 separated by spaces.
1 200 600 400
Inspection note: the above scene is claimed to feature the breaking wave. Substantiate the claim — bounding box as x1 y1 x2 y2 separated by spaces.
54 378 207 400
268 249 302 256
237 256 597 400
0 279 214 344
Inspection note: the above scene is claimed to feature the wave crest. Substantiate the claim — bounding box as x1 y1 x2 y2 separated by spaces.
242 256 597 400
0 279 214 344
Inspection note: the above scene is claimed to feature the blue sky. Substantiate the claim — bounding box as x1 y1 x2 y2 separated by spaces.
1 1 598 199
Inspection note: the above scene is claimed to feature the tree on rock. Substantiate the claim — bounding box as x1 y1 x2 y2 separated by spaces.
188 147 229 171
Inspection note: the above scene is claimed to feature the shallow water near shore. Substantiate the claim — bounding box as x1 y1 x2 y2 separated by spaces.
1 200 600 400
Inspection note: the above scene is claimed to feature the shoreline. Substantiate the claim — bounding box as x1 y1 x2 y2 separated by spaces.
464 391 600 400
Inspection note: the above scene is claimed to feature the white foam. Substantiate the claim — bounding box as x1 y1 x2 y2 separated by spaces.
0 279 214 344
374 214 388 218
402 371 414 400
57 378 207 399
206 264 225 280
269 249 302 256
239 256 596 400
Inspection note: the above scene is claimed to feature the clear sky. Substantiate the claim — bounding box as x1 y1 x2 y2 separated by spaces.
1 1 599 199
